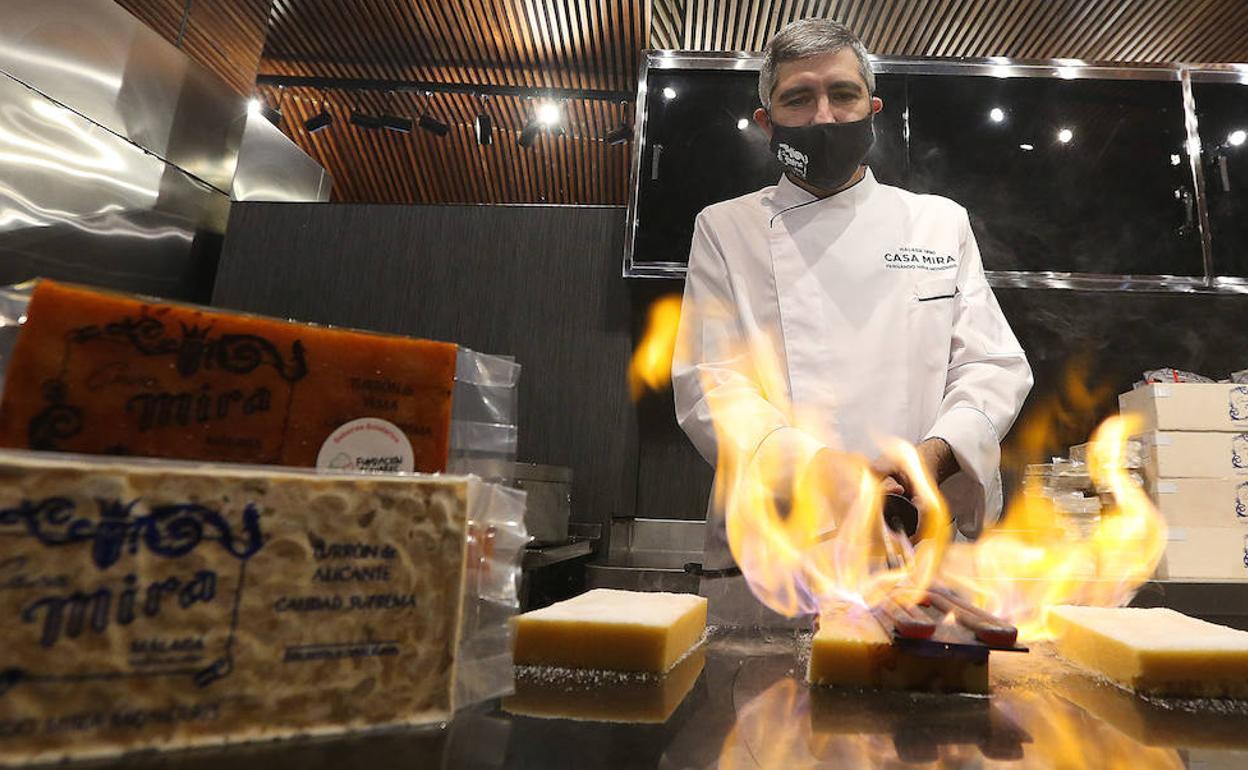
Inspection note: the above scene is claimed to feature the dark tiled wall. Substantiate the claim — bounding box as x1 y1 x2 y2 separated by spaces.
214 203 1248 529
213 203 639 537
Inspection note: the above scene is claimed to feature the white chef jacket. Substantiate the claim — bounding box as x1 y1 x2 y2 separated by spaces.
673 168 1033 556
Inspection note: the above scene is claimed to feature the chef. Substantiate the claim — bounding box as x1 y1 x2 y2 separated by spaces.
672 18 1033 621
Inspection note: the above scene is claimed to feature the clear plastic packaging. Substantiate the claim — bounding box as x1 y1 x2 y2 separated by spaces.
449 348 521 485
1142 367 1215 384
1069 439 1142 469
0 282 31 397
455 479 528 708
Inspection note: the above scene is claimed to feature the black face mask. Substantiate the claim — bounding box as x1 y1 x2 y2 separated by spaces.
769 113 875 191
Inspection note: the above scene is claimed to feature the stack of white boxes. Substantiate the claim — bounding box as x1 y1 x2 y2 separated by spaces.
1119 382 1248 580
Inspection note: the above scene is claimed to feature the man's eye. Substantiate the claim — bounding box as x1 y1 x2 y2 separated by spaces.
786 95 810 106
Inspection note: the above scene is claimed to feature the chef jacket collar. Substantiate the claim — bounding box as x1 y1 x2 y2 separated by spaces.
769 166 877 227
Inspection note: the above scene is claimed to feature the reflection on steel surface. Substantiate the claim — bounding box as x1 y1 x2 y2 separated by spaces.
232 112 332 203
0 72 227 301
0 0 328 301
704 632 1192 769
0 0 247 194
482 629 1242 768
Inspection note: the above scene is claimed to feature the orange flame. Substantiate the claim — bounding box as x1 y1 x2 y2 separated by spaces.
704 334 953 615
636 297 1166 636
1003 354 1114 478
627 294 683 399
937 414 1167 639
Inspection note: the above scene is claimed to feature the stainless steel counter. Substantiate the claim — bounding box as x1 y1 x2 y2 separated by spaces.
79 627 1248 769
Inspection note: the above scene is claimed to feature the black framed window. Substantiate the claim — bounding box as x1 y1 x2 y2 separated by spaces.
627 58 1212 283
905 74 1200 275
1193 78 1248 277
631 68 904 269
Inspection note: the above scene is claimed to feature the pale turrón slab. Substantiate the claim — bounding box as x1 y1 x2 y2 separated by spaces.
0 450 475 764
513 589 707 673
1048 605 1248 697
808 607 989 694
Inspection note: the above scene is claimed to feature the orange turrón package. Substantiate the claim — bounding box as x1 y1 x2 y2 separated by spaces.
0 281 457 471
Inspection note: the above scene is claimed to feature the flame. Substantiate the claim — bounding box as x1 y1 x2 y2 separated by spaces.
1003 354 1114 478
633 296 1166 638
627 294 683 399
704 332 953 615
940 414 1167 639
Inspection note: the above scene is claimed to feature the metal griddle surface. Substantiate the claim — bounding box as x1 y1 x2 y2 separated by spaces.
64 627 1248 769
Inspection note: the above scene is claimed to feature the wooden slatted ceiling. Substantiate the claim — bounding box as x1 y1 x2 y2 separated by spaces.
115 0 273 96
135 0 1248 204
261 0 647 92
256 0 645 203
655 0 1248 63
115 0 186 44
180 0 275 95
262 86 633 204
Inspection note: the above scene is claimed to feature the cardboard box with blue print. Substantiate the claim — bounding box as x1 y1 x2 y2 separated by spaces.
1157 526 1248 581
1137 431 1248 481
1146 477 1248 528
1120 383 1248 434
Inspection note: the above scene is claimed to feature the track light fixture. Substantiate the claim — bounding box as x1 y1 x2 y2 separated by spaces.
475 113 493 145
304 91 332 133
518 119 541 148
250 88 284 126
381 114 413 133
350 92 412 133
305 109 332 133
605 100 632 145
419 114 449 136
474 93 492 146
379 91 412 133
517 100 570 148
606 124 632 145
414 91 450 137
350 109 385 130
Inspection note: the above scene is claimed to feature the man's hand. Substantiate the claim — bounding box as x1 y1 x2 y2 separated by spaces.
870 438 960 500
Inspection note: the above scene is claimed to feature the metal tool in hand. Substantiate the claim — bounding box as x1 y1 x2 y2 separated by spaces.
881 493 920 538
812 492 920 544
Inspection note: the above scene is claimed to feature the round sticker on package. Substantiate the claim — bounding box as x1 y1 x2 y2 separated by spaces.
317 418 415 473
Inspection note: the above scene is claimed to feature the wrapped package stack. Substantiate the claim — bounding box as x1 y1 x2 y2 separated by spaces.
1118 377 1248 580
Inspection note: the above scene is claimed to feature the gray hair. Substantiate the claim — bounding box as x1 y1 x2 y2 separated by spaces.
758 19 875 110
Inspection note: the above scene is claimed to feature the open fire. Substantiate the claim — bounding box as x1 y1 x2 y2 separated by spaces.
630 294 1167 642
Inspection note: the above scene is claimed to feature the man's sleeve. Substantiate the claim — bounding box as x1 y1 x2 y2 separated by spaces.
672 212 804 467
923 209 1033 532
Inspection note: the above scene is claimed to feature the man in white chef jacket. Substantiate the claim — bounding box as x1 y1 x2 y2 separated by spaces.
672 19 1033 622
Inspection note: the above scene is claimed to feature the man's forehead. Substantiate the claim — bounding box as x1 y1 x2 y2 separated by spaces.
773 49 866 91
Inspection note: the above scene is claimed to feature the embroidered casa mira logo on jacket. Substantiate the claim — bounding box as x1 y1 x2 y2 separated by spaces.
884 246 957 271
